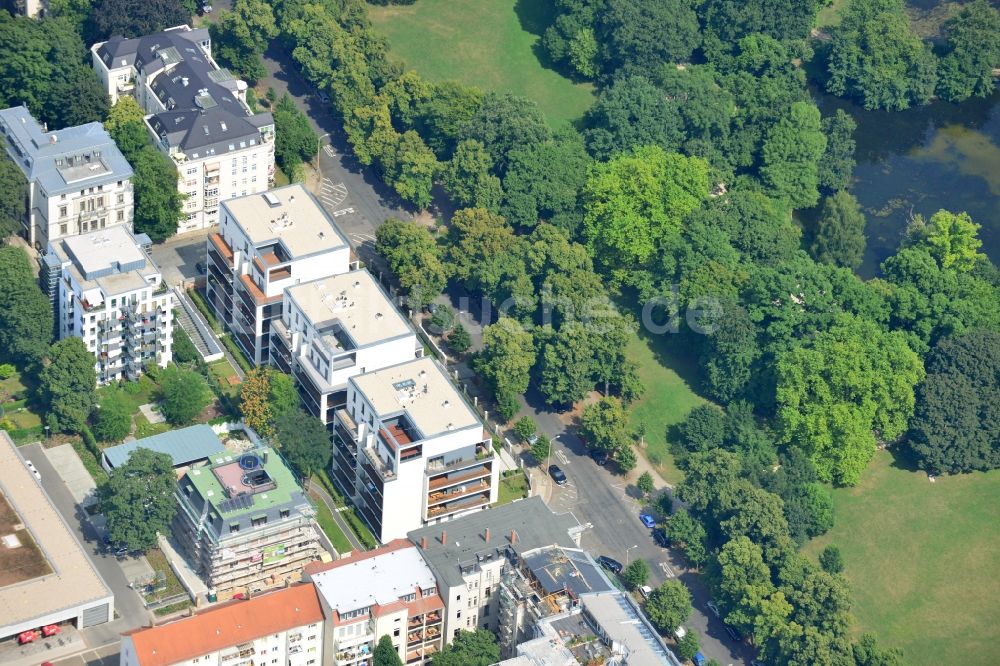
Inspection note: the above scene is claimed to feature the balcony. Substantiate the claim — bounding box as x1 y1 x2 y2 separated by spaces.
362 446 395 482
427 479 490 507
427 462 492 492
425 444 494 475
426 492 490 519
208 232 235 268
238 273 281 306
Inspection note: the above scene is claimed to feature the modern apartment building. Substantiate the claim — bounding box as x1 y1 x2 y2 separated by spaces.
120 584 327 666
330 357 499 543
305 539 445 666
206 185 353 365
91 25 275 233
0 105 134 249
270 269 422 426
173 447 324 597
409 497 581 643
42 225 173 384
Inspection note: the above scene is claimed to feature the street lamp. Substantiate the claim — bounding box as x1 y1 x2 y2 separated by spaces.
44 425 50 440
545 434 561 473
625 544 639 566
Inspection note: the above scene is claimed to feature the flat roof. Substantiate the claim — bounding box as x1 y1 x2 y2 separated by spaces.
309 540 438 617
522 547 613 599
582 591 677 665
61 225 146 276
286 270 413 349
351 358 480 439
0 432 113 635
102 424 226 469
222 185 348 258
186 448 299 516
409 497 579 589
125 584 324 666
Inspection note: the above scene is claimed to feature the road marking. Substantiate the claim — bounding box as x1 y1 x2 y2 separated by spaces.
556 451 569 465
323 145 336 157
332 207 355 217
659 562 676 578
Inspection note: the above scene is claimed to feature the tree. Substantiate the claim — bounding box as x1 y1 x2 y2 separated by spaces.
852 633 904 666
819 545 844 574
936 0 1000 103
240 367 298 437
447 208 529 305
133 147 185 242
448 324 471 354
809 191 867 270
637 471 654 497
583 146 709 287
443 140 502 212
825 0 937 110
87 0 191 41
99 449 176 552
918 210 984 273
700 0 818 56
39 339 96 433
713 536 774 633
775 314 924 485
388 131 439 209
818 110 857 193
677 630 701 661
760 102 826 209
599 0 701 75
158 366 211 425
93 390 133 442
269 371 299 420
431 630 500 666
429 305 455 334
719 483 792 561
622 558 650 590
0 247 54 366
909 330 1000 473
676 449 742 513
172 328 202 365
583 76 684 161
502 130 589 233
531 434 551 466
678 404 727 454
273 94 318 178
210 0 278 83
372 635 402 666
274 410 331 480
644 580 692 633
580 396 631 456
665 511 708 567
375 219 448 309
0 155 27 239
463 92 551 173
514 416 536 442
474 317 535 414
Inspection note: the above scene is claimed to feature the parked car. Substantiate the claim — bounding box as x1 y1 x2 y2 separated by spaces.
639 512 656 528
597 555 623 575
707 601 721 618
201 4 213 13
317 91 330 104
195 261 206 274
652 528 670 548
548 464 567 486
693 652 706 666
527 432 540 446
24 460 40 481
725 624 743 642
639 585 654 601
590 448 609 466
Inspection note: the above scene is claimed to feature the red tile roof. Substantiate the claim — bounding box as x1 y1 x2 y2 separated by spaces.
125 585 324 666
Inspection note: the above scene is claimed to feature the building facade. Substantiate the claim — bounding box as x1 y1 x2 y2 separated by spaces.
120 585 327 666
91 25 275 234
305 540 445 666
331 357 499 543
206 185 353 366
43 226 173 384
173 447 324 597
0 106 134 249
270 269 422 426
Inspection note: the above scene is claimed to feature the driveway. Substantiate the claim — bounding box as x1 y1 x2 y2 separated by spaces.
150 228 210 287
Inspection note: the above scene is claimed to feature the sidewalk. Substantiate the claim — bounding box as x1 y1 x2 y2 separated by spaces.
157 533 208 601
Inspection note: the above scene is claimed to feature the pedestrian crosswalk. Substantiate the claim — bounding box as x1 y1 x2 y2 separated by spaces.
319 178 347 208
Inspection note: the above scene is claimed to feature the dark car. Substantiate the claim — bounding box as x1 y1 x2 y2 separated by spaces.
590 448 609 466
725 624 744 643
548 464 567 485
653 528 670 548
195 261 206 274
597 555 623 574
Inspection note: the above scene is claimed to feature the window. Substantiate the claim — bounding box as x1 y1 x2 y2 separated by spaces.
229 523 240 533
59 206 67 218
118 210 124 221
60 223 68 235
456 611 461 619
280 509 290 519
117 194 124 204
393 629 400 637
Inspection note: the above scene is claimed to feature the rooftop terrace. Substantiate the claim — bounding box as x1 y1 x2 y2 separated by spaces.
185 448 300 517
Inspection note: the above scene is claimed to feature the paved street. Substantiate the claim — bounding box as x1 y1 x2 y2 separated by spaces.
22 443 151 650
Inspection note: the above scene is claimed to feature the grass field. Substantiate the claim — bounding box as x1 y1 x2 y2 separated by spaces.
498 470 529 505
803 451 1000 665
367 0 595 125
313 496 354 555
625 330 708 485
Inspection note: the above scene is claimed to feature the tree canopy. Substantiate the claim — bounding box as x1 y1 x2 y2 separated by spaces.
645 580 692 633
431 630 500 666
39 338 96 433
158 366 212 425
0 247 54 367
809 191 867 271
274 409 333 478
936 0 1000 103
99 448 176 552
375 219 447 309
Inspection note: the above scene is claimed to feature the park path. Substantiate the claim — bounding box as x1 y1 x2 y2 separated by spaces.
307 482 366 553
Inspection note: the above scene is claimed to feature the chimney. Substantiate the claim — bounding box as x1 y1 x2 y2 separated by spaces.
420 536 427 550
484 527 490 543
440 530 447 545
510 530 518 545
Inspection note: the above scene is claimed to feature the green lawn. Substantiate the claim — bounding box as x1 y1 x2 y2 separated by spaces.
207 359 242 398
497 470 529 506
313 497 354 555
367 0 595 125
803 452 1000 665
625 331 709 485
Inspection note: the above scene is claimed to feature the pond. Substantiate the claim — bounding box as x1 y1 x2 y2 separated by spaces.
816 89 1000 278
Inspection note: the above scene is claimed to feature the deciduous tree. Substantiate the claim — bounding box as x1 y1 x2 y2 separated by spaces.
159 366 211 425
87 0 191 41
0 246 53 366
809 191 867 271
274 409 331 478
93 390 133 442
99 449 176 552
936 0 1000 103
0 156 27 239
39 338 96 433
133 147 185 242
760 102 826 209
431 630 500 666
644 580 692 633
475 317 535 413
443 140 502 212
580 396 631 456
622 558 650 590
375 219 447 309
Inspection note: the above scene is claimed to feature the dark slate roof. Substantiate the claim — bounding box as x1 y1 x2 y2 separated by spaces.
101 424 226 469
522 546 613 598
408 497 579 589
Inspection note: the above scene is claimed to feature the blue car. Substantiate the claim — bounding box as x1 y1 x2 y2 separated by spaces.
639 513 656 528
693 652 706 666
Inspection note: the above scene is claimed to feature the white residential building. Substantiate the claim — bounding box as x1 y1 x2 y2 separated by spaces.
119 584 326 666
42 226 173 385
0 105 134 250
330 357 499 543
305 539 446 665
91 25 275 234
205 185 354 365
270 269 423 426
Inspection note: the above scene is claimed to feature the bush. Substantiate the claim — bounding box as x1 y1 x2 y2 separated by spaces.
92 390 133 442
172 327 202 365
429 304 455 333
220 335 253 373
448 323 471 353
820 544 844 574
637 471 654 497
0 363 15 379
187 288 222 334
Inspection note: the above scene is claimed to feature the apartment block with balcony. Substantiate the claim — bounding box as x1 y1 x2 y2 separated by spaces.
91 25 275 234
206 185 353 366
120 584 327 666
0 105 134 250
331 357 500 543
173 447 324 597
271 269 423 425
44 225 173 385
305 539 445 666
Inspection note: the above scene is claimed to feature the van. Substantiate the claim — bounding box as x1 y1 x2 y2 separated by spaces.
639 585 653 600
